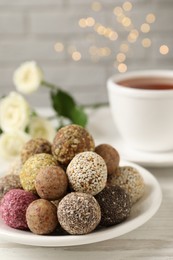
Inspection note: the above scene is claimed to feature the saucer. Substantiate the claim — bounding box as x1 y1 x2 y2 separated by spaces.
87 107 173 167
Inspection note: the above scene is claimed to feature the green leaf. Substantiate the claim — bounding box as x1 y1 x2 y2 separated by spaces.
51 89 88 127
70 106 88 127
51 89 76 118
0 128 3 135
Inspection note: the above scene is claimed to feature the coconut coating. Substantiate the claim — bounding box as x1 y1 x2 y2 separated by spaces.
95 185 131 226
107 166 145 205
95 144 120 175
20 153 58 193
67 151 107 195
0 189 37 230
52 124 95 165
21 138 52 164
57 192 101 235
0 175 22 200
35 166 68 200
26 199 58 235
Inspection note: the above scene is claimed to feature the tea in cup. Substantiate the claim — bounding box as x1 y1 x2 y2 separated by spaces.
107 70 173 152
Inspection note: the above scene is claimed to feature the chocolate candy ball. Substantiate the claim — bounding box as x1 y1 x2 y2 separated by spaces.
57 192 101 235
107 166 145 205
52 124 95 165
0 174 22 200
67 151 107 195
95 185 131 226
26 199 58 235
0 189 37 230
95 144 120 175
20 153 58 193
21 138 52 164
35 166 68 200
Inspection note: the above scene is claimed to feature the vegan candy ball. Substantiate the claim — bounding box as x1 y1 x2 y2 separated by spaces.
95 185 131 226
95 144 120 175
20 153 58 193
0 189 37 230
21 138 52 164
107 166 145 205
66 151 107 195
57 192 101 235
35 166 68 200
52 124 95 165
26 199 58 235
0 174 22 200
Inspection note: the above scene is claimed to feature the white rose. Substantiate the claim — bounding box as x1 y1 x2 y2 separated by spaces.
28 116 56 142
0 92 31 132
0 131 31 160
13 61 43 94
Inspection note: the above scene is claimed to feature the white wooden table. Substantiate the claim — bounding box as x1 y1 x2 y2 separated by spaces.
0 108 173 259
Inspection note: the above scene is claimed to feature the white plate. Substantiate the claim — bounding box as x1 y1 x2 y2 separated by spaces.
87 107 173 167
0 161 162 247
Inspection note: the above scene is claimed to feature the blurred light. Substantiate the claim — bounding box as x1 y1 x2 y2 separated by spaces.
98 47 111 56
122 17 132 27
140 23 150 33
141 38 151 48
116 52 126 62
128 29 139 42
89 46 98 56
113 6 123 16
109 31 118 41
159 45 169 55
146 13 156 23
122 1 133 12
86 17 95 27
72 51 81 61
91 1 102 11
118 63 127 73
120 43 129 53
54 42 64 52
79 18 87 28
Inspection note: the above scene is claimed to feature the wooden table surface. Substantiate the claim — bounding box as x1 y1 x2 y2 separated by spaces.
0 108 173 260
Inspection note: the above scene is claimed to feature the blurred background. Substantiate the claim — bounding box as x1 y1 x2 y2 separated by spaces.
0 0 173 107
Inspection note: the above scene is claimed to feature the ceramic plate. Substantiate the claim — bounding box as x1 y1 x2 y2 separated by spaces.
0 160 162 247
87 107 173 167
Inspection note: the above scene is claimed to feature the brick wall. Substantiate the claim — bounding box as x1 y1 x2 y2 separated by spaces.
0 0 173 106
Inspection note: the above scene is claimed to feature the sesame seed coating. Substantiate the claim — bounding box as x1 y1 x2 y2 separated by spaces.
57 192 101 235
107 166 145 205
95 185 131 226
21 138 52 164
26 199 58 235
20 153 58 193
52 124 95 165
35 166 68 200
0 189 37 230
0 174 22 200
95 144 120 175
67 151 107 195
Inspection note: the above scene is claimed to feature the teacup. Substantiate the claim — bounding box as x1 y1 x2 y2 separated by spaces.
107 70 173 152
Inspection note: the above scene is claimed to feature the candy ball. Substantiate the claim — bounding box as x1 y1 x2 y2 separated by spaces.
0 174 22 200
95 144 120 175
107 166 145 205
66 151 107 195
57 192 101 235
0 189 37 230
20 153 58 193
52 124 95 165
95 185 131 226
21 138 52 164
26 199 58 235
35 166 68 200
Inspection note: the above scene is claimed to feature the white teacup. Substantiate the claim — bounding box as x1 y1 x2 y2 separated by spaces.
107 70 173 152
